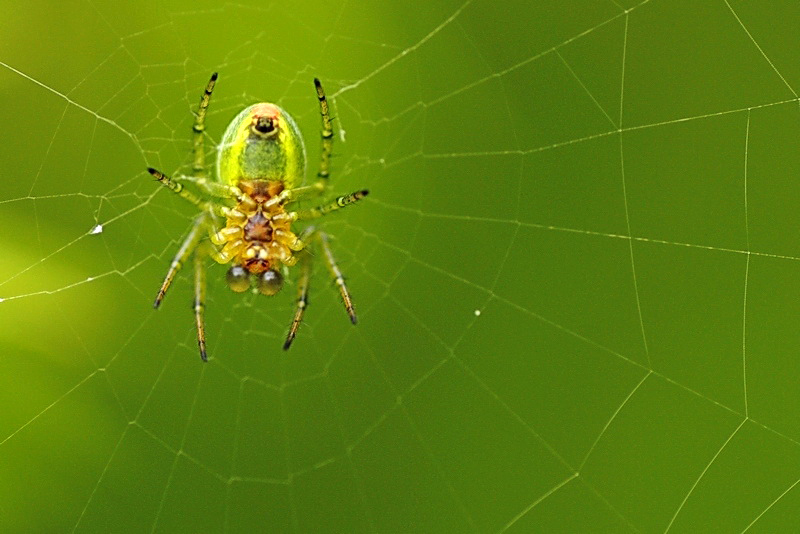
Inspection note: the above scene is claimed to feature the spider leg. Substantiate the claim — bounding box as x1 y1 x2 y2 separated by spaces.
313 78 334 191
208 225 243 246
147 167 234 218
153 214 208 308
181 175 242 199
208 240 244 265
261 184 325 212
294 189 369 220
193 243 210 361
193 72 218 176
283 247 313 350
317 232 358 324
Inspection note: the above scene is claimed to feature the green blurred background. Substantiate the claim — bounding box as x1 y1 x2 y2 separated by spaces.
2 0 800 532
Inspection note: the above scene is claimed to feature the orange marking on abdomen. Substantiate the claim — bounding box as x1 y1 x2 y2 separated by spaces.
251 103 281 119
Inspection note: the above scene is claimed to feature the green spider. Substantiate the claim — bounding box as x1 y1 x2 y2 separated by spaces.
146 73 368 360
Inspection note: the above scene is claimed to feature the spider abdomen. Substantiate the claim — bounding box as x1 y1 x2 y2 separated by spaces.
216 104 307 190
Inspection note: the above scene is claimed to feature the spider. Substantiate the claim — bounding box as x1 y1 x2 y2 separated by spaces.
146 73 368 361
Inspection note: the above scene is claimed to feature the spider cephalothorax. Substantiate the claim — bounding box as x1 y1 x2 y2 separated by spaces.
216 180 302 277
147 74 368 360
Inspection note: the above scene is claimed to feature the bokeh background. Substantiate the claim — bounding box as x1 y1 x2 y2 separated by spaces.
2 0 800 532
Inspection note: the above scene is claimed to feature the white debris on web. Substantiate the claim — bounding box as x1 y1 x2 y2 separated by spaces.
339 129 346 142
89 224 103 235
474 309 481 317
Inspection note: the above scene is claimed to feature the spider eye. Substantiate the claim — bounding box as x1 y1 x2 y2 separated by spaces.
257 269 284 296
226 265 250 293
252 116 275 135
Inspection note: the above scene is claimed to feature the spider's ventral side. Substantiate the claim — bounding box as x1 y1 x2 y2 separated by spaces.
226 181 300 274
146 73 369 360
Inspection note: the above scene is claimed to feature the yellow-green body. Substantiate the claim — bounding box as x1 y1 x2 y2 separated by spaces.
148 74 368 357
216 103 307 189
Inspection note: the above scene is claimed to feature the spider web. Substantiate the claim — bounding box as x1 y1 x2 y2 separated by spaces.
2 0 800 531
